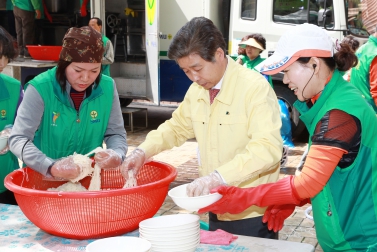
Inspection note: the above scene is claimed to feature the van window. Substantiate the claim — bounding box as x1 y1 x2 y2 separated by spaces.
241 0 257 20
273 0 324 27
346 0 371 38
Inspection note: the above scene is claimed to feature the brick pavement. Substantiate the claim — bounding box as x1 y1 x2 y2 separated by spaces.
125 102 323 251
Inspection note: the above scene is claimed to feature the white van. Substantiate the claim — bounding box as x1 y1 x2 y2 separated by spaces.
91 0 374 137
2 0 375 137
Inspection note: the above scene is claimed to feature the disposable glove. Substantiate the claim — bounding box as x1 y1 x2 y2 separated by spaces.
120 148 146 181
94 149 122 169
262 198 311 232
0 125 12 155
50 156 81 180
186 171 224 197
198 176 301 214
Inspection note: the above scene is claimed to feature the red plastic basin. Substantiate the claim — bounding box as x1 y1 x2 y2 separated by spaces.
26 45 62 61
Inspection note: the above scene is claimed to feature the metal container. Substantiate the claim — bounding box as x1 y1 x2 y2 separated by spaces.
44 0 67 13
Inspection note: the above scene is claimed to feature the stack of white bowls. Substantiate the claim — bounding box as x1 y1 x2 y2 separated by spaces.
139 214 200 252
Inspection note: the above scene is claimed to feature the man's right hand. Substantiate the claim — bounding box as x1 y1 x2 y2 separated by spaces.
120 148 146 180
50 156 81 180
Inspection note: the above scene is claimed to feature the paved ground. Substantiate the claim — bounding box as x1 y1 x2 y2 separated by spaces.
124 101 323 252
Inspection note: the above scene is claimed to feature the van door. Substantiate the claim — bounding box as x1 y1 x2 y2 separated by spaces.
145 0 160 105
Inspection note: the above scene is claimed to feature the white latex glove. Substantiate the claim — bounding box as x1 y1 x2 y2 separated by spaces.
0 125 12 155
94 149 122 169
120 148 146 181
50 156 81 180
186 171 224 197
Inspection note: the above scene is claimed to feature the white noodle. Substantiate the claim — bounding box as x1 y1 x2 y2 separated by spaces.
88 164 101 191
47 182 87 192
69 153 94 183
123 170 137 188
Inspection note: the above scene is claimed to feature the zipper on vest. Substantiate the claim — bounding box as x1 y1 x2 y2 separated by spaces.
327 203 332 216
76 112 80 123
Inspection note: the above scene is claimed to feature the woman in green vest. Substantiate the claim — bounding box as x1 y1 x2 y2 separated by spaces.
9 26 127 180
199 24 377 251
236 33 273 87
0 26 23 204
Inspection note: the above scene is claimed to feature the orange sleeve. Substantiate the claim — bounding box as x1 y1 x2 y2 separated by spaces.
369 57 377 107
293 145 347 199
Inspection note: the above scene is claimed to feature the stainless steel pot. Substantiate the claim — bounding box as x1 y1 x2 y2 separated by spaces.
44 0 67 13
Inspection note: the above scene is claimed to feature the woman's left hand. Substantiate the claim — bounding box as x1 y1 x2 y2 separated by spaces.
94 149 122 169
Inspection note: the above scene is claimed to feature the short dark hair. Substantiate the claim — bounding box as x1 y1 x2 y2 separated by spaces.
0 26 18 61
55 60 101 93
168 17 226 62
237 33 266 55
90 17 102 26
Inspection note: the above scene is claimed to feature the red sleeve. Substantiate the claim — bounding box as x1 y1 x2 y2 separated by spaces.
369 57 377 107
294 145 347 199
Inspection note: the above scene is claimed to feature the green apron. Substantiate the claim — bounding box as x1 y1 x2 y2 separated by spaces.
295 70 377 251
0 74 21 193
350 35 377 112
27 67 114 158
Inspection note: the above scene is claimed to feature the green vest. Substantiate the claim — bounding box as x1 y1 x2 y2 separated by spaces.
27 67 114 159
295 70 377 251
101 35 111 77
6 0 13 10
12 0 41 12
0 74 21 193
350 35 377 112
237 55 273 87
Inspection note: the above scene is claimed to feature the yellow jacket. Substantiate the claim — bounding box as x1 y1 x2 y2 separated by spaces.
139 57 283 220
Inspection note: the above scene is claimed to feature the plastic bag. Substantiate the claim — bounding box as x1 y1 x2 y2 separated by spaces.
278 99 294 148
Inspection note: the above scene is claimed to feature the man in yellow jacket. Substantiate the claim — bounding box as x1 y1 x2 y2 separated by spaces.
120 17 283 239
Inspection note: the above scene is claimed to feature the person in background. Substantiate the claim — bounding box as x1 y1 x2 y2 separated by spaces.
200 23 377 251
121 17 283 239
6 0 17 39
78 0 91 27
350 25 377 112
89 17 114 77
33 0 52 45
12 0 42 59
9 26 127 180
0 26 23 205
236 34 273 87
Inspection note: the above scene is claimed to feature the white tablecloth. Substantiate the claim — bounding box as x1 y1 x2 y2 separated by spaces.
0 204 314 252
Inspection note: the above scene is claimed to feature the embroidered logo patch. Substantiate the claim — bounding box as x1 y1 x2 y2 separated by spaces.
52 112 60 126
90 110 100 123
1 109 6 121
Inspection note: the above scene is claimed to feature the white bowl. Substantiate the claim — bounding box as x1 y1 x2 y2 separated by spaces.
140 229 199 239
168 184 223 211
139 222 199 233
139 214 199 229
86 237 151 252
0 136 8 150
140 233 199 245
